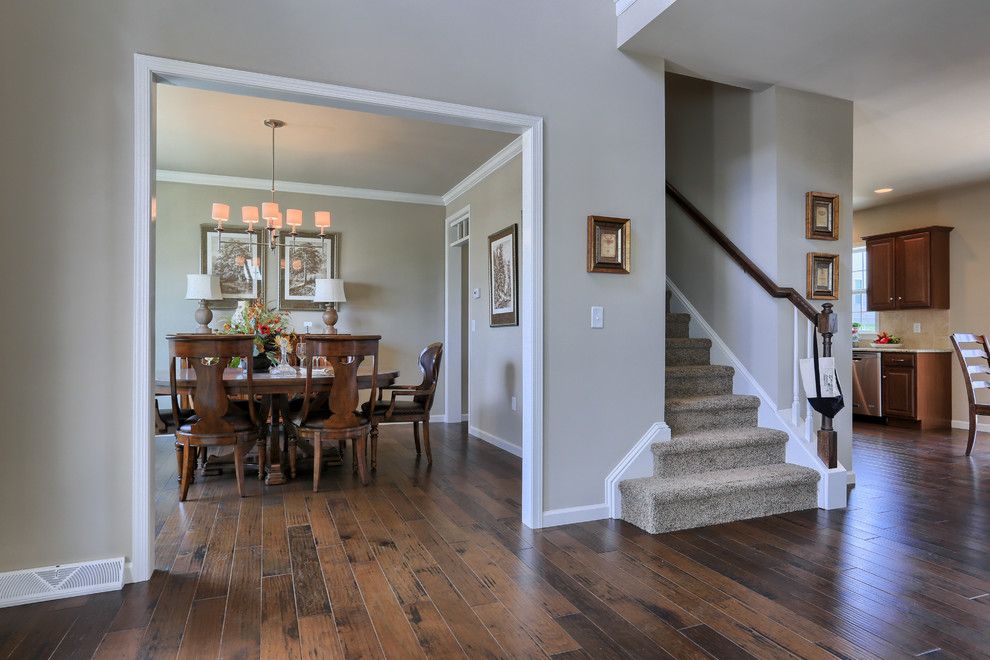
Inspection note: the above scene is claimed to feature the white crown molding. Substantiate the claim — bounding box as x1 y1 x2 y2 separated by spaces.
614 0 638 15
156 170 446 206
442 137 523 206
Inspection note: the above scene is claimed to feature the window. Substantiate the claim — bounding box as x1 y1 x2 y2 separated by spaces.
851 246 877 334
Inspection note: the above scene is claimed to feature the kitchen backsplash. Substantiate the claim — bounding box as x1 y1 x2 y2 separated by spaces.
870 309 951 348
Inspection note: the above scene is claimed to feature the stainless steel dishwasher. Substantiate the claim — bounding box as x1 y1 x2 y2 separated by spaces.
852 351 882 417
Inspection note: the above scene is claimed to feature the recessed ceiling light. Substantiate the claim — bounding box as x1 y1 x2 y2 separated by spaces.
874 187 894 194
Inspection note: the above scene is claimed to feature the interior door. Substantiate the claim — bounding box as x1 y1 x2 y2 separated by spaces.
883 366 916 419
866 238 896 311
895 232 932 308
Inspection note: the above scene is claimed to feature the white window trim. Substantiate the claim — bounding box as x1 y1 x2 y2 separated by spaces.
851 246 877 337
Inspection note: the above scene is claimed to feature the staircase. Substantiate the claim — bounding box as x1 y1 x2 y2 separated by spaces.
618 292 820 534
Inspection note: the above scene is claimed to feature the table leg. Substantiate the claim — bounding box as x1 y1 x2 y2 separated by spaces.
266 394 287 486
257 396 271 481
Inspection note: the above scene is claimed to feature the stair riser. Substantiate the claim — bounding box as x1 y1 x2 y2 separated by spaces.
665 373 733 398
666 407 758 434
666 347 710 366
653 444 785 477
666 320 690 339
619 484 818 535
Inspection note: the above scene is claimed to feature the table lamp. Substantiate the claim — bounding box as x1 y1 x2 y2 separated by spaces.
186 274 222 333
313 278 346 334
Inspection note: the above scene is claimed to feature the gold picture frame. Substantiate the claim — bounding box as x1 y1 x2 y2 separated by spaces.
807 252 839 300
805 192 839 241
587 215 631 274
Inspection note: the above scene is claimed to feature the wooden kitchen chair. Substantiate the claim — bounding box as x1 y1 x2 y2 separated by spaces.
294 334 381 489
950 333 990 455
364 342 443 466
169 334 260 501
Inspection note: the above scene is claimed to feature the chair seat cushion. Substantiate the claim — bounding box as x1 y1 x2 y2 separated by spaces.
298 410 369 430
178 413 255 434
361 400 427 417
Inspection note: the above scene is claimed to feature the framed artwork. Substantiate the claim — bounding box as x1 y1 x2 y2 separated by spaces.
587 215 631 274
200 224 264 309
807 252 839 300
277 231 340 311
488 224 519 327
806 192 839 240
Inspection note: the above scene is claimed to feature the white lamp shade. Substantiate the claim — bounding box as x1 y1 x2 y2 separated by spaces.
262 201 280 221
314 210 332 228
241 205 259 225
313 278 346 303
186 274 222 300
286 208 303 227
211 203 230 223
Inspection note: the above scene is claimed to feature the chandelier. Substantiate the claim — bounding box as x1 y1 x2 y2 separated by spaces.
209 119 332 251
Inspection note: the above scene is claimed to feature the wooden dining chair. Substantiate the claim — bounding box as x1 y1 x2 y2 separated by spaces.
294 334 381 489
950 333 990 455
169 334 260 501
365 342 443 466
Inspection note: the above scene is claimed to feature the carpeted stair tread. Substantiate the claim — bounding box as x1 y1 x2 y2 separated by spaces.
665 365 734 379
666 312 690 324
666 337 711 349
666 393 759 413
652 427 787 456
621 463 819 504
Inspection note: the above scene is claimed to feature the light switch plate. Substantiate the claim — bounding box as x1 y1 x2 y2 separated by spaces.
913 323 922 333
591 306 604 329
472 288 481 299
471 319 476 332
511 396 517 411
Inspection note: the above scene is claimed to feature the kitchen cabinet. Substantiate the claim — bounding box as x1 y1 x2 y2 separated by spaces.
878 351 951 429
863 226 952 311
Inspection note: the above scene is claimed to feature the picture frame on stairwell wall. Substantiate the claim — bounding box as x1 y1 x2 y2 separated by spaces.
807 252 839 300
806 191 840 240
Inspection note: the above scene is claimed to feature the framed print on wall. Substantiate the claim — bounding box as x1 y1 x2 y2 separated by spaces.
200 224 264 309
807 252 839 300
488 224 519 327
587 215 631 274
277 231 340 311
806 192 839 240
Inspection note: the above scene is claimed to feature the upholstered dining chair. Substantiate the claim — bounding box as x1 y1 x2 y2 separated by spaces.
950 333 990 455
293 334 381 489
168 334 260 501
365 342 443 466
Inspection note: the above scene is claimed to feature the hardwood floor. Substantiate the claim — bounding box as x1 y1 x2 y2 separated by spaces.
1 421 988 659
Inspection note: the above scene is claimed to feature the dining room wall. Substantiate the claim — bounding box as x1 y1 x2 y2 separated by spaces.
154 181 447 414
446 155 523 453
1 0 666 574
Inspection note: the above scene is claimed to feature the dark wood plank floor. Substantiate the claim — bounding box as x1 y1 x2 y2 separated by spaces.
1 421 988 659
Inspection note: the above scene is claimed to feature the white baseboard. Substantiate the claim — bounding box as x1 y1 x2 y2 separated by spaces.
846 470 856 485
430 414 445 423
604 422 671 519
541 503 610 527
468 425 522 457
951 419 990 432
461 413 469 422
0 557 125 608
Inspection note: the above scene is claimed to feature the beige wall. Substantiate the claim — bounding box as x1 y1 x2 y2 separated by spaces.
0 0 666 572
447 156 523 450
155 181 445 411
854 179 990 422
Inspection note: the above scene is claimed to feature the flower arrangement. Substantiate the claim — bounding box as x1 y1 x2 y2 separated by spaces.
219 298 296 368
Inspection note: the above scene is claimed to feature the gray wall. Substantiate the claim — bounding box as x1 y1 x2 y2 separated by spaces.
447 156 523 450
0 0 666 572
666 74 854 471
155 182 445 412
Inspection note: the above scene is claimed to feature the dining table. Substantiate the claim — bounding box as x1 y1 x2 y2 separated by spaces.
155 365 399 485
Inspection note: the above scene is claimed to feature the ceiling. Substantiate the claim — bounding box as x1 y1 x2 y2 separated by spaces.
621 0 990 208
155 85 516 196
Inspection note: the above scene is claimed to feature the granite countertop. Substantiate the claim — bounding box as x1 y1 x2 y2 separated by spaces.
852 346 953 353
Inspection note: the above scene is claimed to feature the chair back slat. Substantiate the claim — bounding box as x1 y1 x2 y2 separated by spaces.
300 335 381 431
951 333 990 407
168 334 256 435
415 343 444 408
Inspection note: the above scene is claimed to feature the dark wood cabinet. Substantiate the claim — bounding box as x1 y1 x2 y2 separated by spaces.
880 351 951 430
863 226 951 311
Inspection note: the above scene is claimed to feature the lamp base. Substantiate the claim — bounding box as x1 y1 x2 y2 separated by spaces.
323 304 338 334
194 300 213 334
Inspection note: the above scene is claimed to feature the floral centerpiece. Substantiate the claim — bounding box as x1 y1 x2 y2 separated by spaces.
219 298 297 371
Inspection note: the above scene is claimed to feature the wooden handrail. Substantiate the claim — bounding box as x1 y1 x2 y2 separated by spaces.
666 180 838 469
666 181 819 324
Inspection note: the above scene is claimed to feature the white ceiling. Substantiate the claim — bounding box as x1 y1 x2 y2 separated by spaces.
155 85 516 196
621 0 990 208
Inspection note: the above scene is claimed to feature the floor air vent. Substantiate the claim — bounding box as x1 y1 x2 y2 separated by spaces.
0 557 124 608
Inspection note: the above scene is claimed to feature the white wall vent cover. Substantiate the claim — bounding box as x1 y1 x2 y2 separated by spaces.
0 557 124 608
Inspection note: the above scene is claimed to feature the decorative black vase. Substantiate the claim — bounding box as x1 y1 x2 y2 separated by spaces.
253 342 277 372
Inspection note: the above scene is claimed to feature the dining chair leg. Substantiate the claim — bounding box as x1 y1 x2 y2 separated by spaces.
356 431 369 486
370 425 378 471
175 442 184 483
313 437 322 493
256 435 267 481
288 433 298 480
422 421 433 465
966 408 978 456
352 440 358 476
413 422 422 456
180 440 194 502
234 442 246 498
